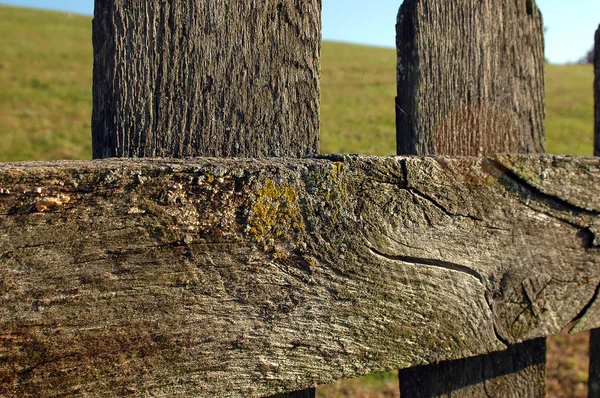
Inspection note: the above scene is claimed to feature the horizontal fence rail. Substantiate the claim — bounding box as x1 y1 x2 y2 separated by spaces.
0 155 600 396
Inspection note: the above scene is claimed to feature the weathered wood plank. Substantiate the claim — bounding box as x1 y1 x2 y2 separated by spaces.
92 0 321 159
591 329 600 398
595 24 600 158
93 3 320 395
591 27 600 398
395 0 545 156
0 154 599 397
399 338 546 397
396 0 547 395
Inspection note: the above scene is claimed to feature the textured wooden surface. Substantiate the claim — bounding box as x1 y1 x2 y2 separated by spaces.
592 29 600 397
93 3 320 396
0 155 599 397
92 0 321 159
399 338 546 397
395 0 545 156
395 1 546 395
595 25 599 157
591 329 600 398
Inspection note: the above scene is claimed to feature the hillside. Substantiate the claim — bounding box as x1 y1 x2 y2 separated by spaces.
0 5 595 161
0 4 595 398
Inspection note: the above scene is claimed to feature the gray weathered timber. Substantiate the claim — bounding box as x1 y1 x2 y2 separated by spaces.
0 155 600 397
592 329 600 398
595 25 600 157
396 0 546 395
395 0 545 156
93 3 320 396
398 338 546 397
92 0 321 159
592 29 600 397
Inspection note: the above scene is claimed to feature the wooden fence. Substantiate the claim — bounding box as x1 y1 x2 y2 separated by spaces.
0 0 599 397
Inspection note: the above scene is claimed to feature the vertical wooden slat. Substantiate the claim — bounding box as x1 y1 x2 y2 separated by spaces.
92 0 320 159
396 0 545 156
395 0 546 396
399 339 546 397
92 1 321 397
595 25 600 158
590 24 600 398
591 329 600 397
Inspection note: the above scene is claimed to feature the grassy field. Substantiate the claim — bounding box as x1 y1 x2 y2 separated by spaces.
0 5 594 162
0 4 596 397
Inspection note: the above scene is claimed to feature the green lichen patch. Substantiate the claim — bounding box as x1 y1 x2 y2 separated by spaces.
247 178 304 244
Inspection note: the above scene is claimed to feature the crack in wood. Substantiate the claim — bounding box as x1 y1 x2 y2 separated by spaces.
571 280 600 326
487 158 600 220
407 187 485 222
398 158 484 222
15 352 82 378
367 246 484 283
486 158 600 250
485 294 511 348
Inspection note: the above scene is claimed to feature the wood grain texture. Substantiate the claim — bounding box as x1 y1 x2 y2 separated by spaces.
591 329 600 398
592 27 600 398
399 338 546 397
92 0 321 159
0 155 599 397
595 25 599 157
395 0 545 156
395 1 546 395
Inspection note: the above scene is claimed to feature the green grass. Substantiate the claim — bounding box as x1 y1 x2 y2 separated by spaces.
321 42 398 155
0 5 92 161
1 4 593 162
546 64 595 156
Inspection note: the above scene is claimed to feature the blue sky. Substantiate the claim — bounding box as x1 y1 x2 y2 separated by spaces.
1 0 598 64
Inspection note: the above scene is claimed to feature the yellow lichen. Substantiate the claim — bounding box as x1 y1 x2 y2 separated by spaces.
247 178 303 244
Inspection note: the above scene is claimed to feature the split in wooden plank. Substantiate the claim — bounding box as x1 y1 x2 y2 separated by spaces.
0 154 599 397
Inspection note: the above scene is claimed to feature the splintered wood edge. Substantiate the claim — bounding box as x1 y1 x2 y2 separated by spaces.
0 154 599 397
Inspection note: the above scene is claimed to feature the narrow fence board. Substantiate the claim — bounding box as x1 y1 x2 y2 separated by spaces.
0 155 599 397
93 3 321 396
395 0 545 156
592 329 600 398
595 25 600 158
395 0 546 395
92 0 321 159
399 338 546 397
591 26 600 398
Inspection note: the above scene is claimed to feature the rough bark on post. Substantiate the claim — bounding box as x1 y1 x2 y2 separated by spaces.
395 0 545 156
396 0 546 396
591 329 600 397
595 25 600 158
591 24 600 398
92 0 321 159
92 1 321 396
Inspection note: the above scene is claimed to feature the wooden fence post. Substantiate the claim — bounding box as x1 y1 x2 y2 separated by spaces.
395 0 546 396
590 24 600 398
92 1 321 397
595 25 600 158
92 0 320 159
396 0 545 156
